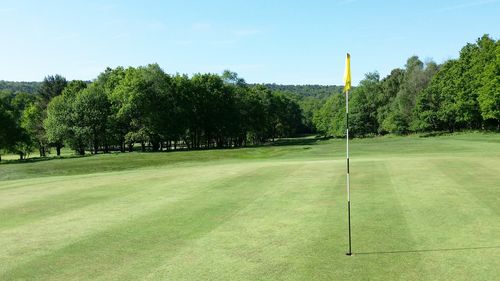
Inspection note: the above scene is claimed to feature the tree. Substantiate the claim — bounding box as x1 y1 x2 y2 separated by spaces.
383 57 437 133
378 68 404 134
95 67 128 151
0 93 35 160
10 92 36 115
222 70 246 86
21 103 48 157
476 35 500 129
190 73 232 148
414 60 458 131
349 72 381 136
172 74 195 149
71 84 111 154
45 96 70 156
414 35 498 132
111 64 173 151
239 85 269 144
312 93 345 138
45 80 88 155
37 75 68 106
0 99 19 161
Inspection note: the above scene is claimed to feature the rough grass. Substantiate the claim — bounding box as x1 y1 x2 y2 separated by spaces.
0 133 499 280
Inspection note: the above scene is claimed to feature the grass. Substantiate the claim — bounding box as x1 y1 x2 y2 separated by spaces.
0 133 499 280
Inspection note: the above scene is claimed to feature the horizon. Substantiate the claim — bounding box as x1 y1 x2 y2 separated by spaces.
1 0 499 85
0 78 348 87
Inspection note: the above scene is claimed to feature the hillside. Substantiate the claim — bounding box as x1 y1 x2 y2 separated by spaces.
260 84 344 99
0 80 41 94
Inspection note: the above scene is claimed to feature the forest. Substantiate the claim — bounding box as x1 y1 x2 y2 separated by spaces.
0 34 498 160
314 35 499 137
0 69 303 159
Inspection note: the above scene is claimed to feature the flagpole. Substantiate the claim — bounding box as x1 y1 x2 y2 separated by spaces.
346 88 352 256
343 53 352 256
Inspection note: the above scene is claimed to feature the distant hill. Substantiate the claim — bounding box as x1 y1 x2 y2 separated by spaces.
252 84 345 134
259 84 344 100
0 81 41 94
1 80 345 99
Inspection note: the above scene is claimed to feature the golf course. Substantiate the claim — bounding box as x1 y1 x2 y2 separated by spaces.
0 133 499 280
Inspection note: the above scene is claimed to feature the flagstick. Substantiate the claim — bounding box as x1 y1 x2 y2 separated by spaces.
346 89 352 256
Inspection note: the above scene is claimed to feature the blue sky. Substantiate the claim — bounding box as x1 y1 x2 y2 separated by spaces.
0 0 498 85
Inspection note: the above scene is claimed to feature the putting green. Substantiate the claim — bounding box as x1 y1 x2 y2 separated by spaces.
1 133 499 280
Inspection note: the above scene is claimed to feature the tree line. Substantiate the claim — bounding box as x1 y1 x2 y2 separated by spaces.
0 81 41 94
313 34 499 137
0 68 302 160
1 34 498 160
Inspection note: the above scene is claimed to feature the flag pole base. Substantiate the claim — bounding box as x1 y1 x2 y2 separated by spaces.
346 252 352 256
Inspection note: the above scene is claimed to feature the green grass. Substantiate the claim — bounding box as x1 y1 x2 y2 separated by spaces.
0 133 499 280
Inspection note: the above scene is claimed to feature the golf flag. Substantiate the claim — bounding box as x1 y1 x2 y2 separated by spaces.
343 52 352 256
343 53 351 92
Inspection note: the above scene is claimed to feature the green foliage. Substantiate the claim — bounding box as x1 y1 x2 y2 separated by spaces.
0 80 41 93
312 93 345 137
389 57 438 133
44 95 69 155
20 103 46 157
415 35 499 131
477 36 500 128
261 84 343 100
0 93 35 160
37 67 305 155
72 84 111 154
2 34 498 158
314 34 499 137
263 84 344 133
111 64 173 151
37 75 67 106
349 72 381 136
377 68 404 134
0 99 19 159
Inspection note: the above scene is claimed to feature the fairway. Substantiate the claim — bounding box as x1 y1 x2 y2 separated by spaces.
0 133 499 280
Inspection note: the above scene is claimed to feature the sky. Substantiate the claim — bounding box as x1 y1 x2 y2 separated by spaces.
0 0 499 85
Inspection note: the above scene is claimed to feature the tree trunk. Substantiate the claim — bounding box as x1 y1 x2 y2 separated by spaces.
39 146 46 157
56 145 61 156
152 140 160 152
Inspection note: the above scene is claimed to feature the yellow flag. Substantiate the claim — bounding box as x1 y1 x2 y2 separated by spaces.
343 53 351 92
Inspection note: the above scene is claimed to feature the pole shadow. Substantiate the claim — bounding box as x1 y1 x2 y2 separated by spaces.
355 245 500 255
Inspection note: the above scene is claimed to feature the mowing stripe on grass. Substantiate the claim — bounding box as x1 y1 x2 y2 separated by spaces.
1 164 292 280
0 133 499 281
0 162 276 276
141 161 342 281
435 159 500 215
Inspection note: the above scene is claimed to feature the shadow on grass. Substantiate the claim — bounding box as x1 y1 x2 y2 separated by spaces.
419 131 454 138
0 154 92 165
355 245 500 255
0 136 324 165
269 136 323 147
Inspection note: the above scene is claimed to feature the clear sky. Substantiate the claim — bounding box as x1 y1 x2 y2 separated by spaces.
0 0 499 85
